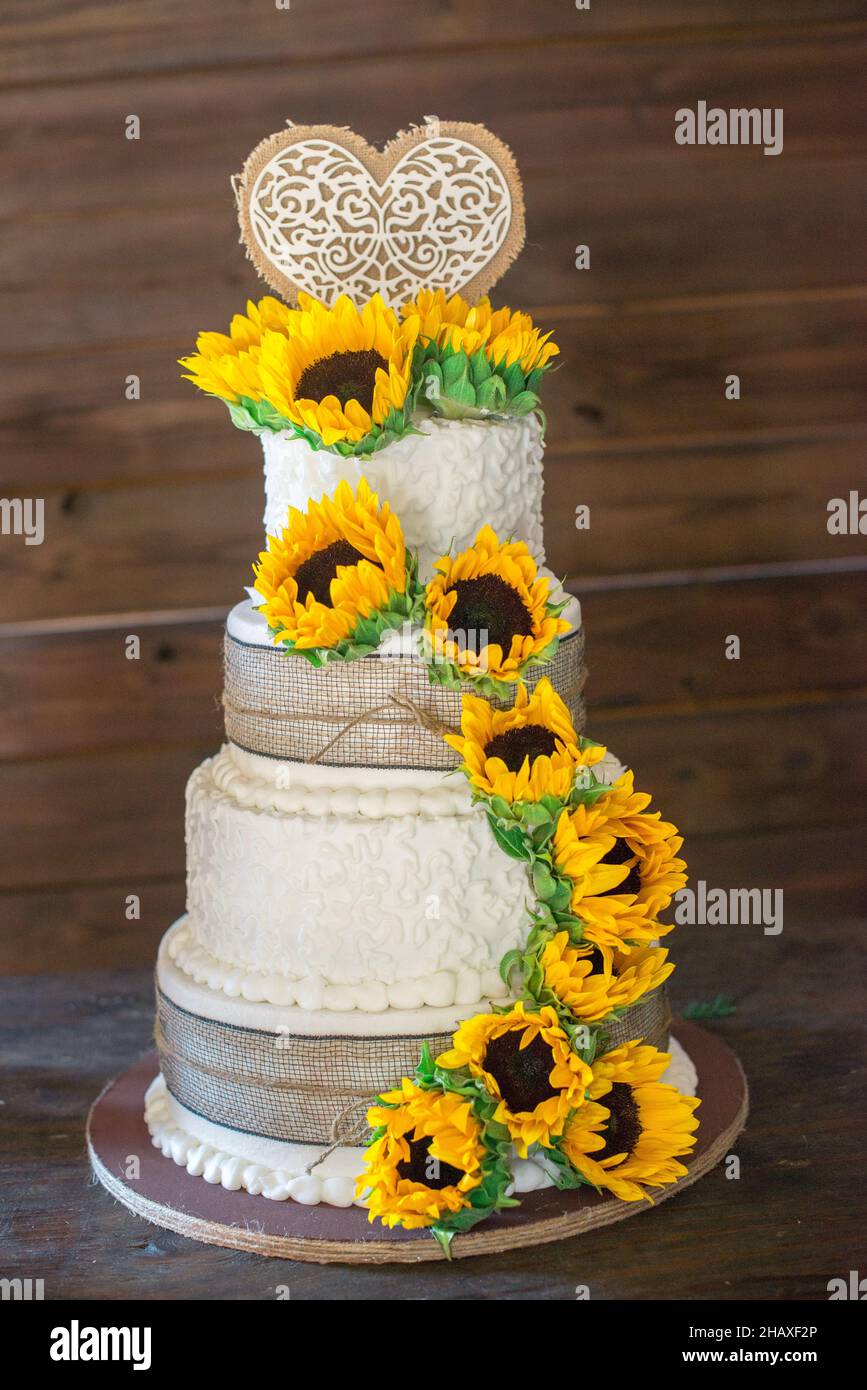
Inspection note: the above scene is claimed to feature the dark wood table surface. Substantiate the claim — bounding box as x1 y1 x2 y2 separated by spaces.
3 906 863 1301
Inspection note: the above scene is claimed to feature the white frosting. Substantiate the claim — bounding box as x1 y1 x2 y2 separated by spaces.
145 1074 365 1207
184 745 529 1010
208 743 470 820
168 915 509 1014
660 1040 698 1097
144 1039 697 1209
158 923 505 1036
261 413 546 580
229 592 583 655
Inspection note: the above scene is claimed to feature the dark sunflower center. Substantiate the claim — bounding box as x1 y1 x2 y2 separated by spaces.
484 724 559 771
483 1030 559 1113
295 349 388 412
396 1135 465 1190
596 1082 643 1163
599 836 643 896
579 947 608 976
293 539 366 606
446 574 534 654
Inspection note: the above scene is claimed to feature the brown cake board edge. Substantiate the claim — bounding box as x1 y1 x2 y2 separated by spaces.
86 1020 748 1264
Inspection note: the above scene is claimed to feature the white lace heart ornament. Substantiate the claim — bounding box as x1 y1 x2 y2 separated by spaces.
234 121 525 308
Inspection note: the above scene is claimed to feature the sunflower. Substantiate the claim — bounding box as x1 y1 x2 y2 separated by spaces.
400 288 478 342
181 293 419 450
253 477 418 661
436 1002 591 1157
444 678 603 805
357 1079 486 1230
541 933 674 1025
550 807 653 950
424 526 571 696
402 290 558 418
575 792 688 927
254 292 420 450
179 296 298 408
560 1041 700 1201
552 799 686 950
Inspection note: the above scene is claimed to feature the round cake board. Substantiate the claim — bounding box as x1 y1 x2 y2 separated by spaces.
87 1021 747 1265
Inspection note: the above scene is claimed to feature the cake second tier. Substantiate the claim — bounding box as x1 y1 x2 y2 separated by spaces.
223 596 586 770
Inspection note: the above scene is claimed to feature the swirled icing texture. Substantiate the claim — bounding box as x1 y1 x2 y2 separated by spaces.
261 413 545 578
184 745 530 1010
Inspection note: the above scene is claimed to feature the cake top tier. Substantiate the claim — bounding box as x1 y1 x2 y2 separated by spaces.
261 413 545 579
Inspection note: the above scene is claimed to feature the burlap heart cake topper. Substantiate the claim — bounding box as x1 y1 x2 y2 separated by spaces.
234 119 525 308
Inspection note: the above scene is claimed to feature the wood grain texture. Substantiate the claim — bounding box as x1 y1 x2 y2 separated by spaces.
4 297 867 490
4 52 866 359
0 621 224 759
2 908 863 1296
3 571 865 759
3 2 863 87
3 431 866 622
1 698 864 895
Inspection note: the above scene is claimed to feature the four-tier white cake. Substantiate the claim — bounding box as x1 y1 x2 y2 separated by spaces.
147 421 695 1209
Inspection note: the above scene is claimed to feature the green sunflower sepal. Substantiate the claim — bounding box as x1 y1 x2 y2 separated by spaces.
224 394 420 458
421 633 567 703
414 341 551 423
566 752 616 811
226 396 295 434
406 1044 520 1257
263 552 426 667
539 1141 599 1193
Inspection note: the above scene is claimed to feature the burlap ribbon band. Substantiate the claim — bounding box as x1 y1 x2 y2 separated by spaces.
155 984 670 1149
223 627 587 770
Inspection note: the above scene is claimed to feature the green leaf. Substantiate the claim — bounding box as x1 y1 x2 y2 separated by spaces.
430 1225 455 1259
486 815 531 862
226 401 262 433
447 368 477 407
508 390 541 416
531 861 558 900
442 350 472 389
682 994 738 1020
499 948 524 988
475 376 508 412
499 360 525 395
547 877 573 912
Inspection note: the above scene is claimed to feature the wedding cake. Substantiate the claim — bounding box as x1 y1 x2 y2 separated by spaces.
143 120 700 1255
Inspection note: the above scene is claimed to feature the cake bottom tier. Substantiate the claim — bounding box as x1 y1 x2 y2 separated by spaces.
145 1040 698 1209
150 937 695 1209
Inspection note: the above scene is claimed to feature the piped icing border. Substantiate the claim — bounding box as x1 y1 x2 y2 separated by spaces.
158 929 505 1037
208 743 474 820
167 916 509 1014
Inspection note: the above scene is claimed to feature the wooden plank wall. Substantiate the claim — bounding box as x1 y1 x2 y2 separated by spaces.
1 1 866 972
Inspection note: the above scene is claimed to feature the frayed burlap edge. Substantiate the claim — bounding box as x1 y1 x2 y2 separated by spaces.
234 118 526 306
